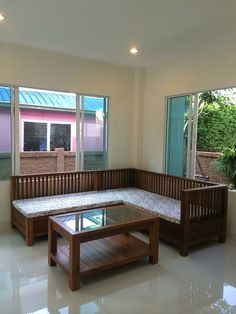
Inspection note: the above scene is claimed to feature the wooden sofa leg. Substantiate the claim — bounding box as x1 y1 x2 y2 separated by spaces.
180 224 189 256
179 245 189 257
11 208 16 229
218 232 226 243
26 219 34 246
10 221 16 229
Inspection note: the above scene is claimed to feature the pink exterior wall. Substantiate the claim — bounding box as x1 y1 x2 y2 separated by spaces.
19 108 103 152
0 107 11 152
83 114 104 151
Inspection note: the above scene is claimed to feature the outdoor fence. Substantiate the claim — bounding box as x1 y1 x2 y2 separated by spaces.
0 149 105 179
0 150 229 184
0 152 11 180
195 151 228 184
20 149 105 175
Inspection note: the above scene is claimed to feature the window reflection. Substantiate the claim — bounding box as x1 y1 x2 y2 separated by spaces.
63 210 106 232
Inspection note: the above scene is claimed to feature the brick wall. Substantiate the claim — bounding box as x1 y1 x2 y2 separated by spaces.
64 153 76 172
1 150 230 184
20 150 105 174
20 151 57 174
195 151 229 184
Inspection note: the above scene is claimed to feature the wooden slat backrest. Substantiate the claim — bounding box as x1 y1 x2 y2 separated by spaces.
133 169 215 200
102 169 133 190
11 168 222 202
11 171 93 200
11 169 133 200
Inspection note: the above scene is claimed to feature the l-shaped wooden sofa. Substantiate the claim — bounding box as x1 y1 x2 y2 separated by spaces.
11 168 228 256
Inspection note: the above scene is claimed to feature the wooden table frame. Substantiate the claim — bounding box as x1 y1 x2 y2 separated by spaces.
48 209 159 291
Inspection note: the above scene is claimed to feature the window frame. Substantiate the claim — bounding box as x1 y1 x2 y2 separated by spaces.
164 88 236 185
0 83 109 176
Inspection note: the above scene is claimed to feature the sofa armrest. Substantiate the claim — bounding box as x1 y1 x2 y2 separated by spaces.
179 185 228 256
180 185 228 224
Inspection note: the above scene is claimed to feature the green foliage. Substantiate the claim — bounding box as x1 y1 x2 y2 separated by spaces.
196 90 236 187
199 90 233 107
215 144 236 188
197 91 236 152
199 91 219 105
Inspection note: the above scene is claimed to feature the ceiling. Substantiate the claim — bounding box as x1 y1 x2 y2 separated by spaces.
0 0 236 67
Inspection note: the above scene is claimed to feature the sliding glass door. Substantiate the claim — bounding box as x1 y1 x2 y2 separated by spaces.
165 94 198 178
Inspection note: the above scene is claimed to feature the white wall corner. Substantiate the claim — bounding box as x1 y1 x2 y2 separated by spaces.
132 67 145 169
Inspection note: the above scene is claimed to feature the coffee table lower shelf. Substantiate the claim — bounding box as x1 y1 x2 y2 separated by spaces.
51 234 151 278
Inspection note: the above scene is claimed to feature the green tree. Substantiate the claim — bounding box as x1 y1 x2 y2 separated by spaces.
215 143 236 188
197 90 236 152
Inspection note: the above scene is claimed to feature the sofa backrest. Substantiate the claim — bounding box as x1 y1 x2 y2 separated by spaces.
11 169 133 200
133 169 215 200
11 168 216 201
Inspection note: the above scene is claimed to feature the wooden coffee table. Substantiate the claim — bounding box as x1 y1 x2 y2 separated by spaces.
48 204 159 291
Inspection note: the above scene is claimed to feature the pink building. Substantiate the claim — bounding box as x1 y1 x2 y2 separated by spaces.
0 87 107 153
19 108 104 152
0 107 11 152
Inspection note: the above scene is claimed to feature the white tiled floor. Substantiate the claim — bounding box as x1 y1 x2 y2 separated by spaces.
0 228 236 314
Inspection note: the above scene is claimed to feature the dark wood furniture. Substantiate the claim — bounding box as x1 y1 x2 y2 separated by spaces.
11 168 228 256
48 204 159 291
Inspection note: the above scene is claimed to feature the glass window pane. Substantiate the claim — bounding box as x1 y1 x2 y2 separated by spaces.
50 124 71 151
0 86 12 180
166 96 189 177
19 87 76 174
82 96 108 170
23 122 47 151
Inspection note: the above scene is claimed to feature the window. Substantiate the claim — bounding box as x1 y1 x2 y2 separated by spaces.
23 121 71 152
0 85 109 176
165 96 190 177
82 95 108 171
50 123 71 151
19 87 77 174
0 86 12 180
24 122 47 151
165 88 236 187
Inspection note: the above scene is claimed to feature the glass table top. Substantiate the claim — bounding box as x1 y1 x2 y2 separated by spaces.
56 204 155 233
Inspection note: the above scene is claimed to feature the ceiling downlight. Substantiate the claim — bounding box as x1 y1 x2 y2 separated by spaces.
0 13 5 21
129 47 138 55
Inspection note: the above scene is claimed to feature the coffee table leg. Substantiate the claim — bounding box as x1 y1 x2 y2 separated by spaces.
149 219 159 264
69 236 80 291
48 220 57 266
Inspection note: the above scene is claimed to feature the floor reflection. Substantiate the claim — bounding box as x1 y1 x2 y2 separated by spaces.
0 229 236 314
199 286 236 313
223 283 236 306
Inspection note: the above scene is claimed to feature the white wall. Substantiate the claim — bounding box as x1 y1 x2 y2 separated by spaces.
228 191 236 236
0 41 136 222
141 54 236 171
0 181 10 222
0 41 136 170
141 50 236 235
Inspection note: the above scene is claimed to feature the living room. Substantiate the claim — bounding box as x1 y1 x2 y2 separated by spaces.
0 1 236 313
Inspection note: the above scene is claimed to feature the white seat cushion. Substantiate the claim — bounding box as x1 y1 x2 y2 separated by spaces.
13 188 181 223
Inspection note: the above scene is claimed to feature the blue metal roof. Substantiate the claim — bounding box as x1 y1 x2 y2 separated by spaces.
0 86 11 106
0 87 105 111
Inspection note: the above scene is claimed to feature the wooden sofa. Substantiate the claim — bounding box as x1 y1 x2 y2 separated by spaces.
11 168 228 256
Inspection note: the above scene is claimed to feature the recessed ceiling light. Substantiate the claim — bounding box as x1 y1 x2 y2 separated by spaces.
0 13 5 21
130 47 138 55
